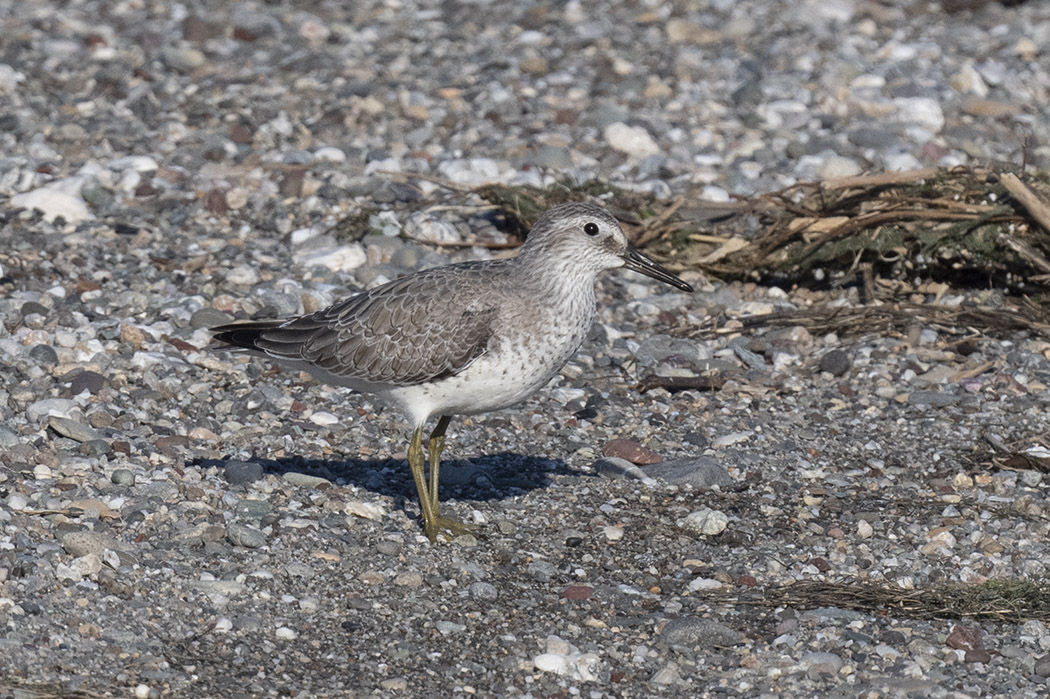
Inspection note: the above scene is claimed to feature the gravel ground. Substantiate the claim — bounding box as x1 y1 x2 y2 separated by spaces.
3 0 1050 696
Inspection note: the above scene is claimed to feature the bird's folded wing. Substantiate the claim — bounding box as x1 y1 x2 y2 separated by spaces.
253 267 500 386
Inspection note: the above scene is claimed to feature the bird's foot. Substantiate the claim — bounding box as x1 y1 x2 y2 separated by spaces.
423 514 478 542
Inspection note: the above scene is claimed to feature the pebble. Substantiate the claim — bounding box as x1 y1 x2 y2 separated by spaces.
661 616 742 647
227 523 267 549
604 122 661 159
468 581 498 601
110 468 135 486
26 398 77 422
308 411 339 426
48 416 100 443
224 461 264 485
59 531 122 558
819 348 852 376
677 509 729 536
282 472 331 489
908 391 959 407
593 457 658 486
10 187 91 223
643 457 732 488
294 244 368 272
602 438 662 465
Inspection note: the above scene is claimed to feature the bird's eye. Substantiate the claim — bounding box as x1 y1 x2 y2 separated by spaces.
583 222 600 236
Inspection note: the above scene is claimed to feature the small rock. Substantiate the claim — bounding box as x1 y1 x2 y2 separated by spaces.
190 308 234 329
344 500 385 520
594 457 657 485
227 523 267 549
711 431 752 448
820 155 862 180
819 349 851 376
49 416 100 443
650 662 682 686
468 581 498 601
1034 653 1050 678
59 531 122 558
662 616 742 647
602 438 662 465
908 391 958 407
802 651 844 675
69 370 108 395
294 244 368 272
110 469 136 486
28 344 58 366
275 626 297 641
309 410 339 426
604 122 661 159
26 397 77 422
677 508 729 536
224 461 264 485
282 472 331 489
644 457 732 488
10 187 91 223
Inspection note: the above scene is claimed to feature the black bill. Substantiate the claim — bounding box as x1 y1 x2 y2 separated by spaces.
621 248 693 292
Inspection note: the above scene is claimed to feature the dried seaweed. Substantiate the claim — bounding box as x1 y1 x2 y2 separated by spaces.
713 579 1050 623
691 298 1050 342
704 166 1050 285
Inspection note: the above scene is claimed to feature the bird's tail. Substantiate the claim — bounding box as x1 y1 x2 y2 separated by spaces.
210 320 285 352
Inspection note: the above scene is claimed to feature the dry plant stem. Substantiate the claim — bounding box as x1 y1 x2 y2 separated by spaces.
822 167 941 191
1002 172 1050 232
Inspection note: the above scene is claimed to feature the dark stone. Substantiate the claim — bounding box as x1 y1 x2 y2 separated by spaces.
819 349 851 376
644 457 733 488
69 370 108 395
225 461 264 485
27 344 58 366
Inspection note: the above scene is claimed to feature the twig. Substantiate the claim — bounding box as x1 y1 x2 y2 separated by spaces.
998 233 1050 275
637 374 725 393
822 167 940 191
1002 172 1050 232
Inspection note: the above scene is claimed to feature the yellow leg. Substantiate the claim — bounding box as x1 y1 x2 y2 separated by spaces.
427 415 451 513
402 416 475 542
407 426 436 527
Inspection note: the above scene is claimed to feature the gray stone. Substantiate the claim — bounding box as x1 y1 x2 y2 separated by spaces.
111 468 135 486
527 560 559 583
69 370 108 395
48 416 100 443
468 581 498 601
908 391 959 407
26 398 76 422
282 472 331 488
59 531 124 558
190 307 234 329
594 457 656 485
227 523 267 549
819 349 851 376
0 425 18 447
235 499 272 520
27 344 58 366
225 461 264 485
644 457 732 488
661 616 742 647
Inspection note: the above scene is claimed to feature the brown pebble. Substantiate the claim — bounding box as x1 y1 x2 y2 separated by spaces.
561 585 593 601
602 438 662 465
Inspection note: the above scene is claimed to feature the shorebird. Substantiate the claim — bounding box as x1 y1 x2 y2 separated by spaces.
211 202 692 540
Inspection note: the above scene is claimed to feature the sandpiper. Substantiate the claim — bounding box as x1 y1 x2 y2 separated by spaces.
211 203 692 540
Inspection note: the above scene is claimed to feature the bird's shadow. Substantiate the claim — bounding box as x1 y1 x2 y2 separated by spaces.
190 451 582 517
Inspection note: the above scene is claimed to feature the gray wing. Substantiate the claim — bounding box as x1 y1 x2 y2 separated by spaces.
251 263 502 386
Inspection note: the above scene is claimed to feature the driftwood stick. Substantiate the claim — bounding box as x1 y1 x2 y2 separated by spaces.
1002 172 1050 233
822 167 940 191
